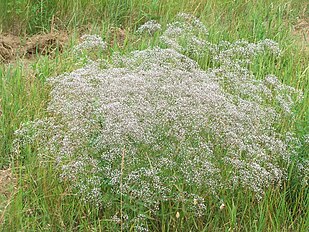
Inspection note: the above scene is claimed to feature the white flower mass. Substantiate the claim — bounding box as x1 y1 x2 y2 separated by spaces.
136 20 162 35
14 13 305 217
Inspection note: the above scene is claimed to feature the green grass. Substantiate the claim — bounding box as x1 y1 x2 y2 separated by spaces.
0 0 308 231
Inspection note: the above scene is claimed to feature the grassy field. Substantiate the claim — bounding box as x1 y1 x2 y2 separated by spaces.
0 0 308 231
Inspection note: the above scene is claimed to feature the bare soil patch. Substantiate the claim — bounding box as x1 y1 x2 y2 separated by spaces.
0 31 68 63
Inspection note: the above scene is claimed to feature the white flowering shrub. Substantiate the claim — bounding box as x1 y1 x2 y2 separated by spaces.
14 13 305 227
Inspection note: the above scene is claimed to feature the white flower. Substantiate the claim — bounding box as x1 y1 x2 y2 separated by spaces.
136 20 161 35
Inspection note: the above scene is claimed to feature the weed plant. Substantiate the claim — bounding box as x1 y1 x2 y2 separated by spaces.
11 13 309 231
0 0 308 231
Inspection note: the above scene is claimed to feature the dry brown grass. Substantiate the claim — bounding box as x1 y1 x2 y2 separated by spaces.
0 168 17 225
292 6 309 53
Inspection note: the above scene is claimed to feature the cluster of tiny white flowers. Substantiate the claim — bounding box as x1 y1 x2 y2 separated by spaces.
14 13 305 223
211 39 281 66
295 134 309 186
160 13 209 54
136 20 161 35
297 160 308 186
73 34 107 53
160 13 281 64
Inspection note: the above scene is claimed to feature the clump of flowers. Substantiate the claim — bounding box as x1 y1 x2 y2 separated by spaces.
136 20 162 35
74 34 107 53
14 13 305 228
160 13 210 54
212 39 281 66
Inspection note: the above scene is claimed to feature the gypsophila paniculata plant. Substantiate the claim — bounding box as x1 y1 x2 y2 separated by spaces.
14 13 305 229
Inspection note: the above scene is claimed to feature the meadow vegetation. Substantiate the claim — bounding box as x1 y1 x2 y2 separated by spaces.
0 0 308 231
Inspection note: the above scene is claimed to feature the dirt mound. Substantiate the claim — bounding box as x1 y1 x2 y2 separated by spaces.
0 31 68 63
25 32 67 57
0 34 21 62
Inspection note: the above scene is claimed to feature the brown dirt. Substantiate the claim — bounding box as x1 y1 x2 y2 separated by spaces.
0 34 21 62
0 31 68 63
